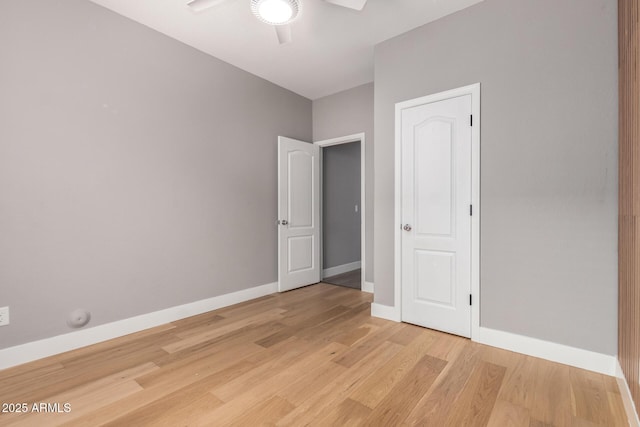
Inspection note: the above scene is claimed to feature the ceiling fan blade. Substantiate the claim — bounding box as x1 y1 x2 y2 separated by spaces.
323 0 368 11
187 0 231 12
275 25 292 45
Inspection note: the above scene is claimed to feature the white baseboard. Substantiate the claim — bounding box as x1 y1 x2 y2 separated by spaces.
362 281 374 293
0 282 278 371
322 261 361 279
476 327 616 376
370 302 401 322
616 360 640 427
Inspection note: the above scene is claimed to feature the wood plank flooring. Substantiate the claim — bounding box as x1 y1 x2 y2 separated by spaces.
0 283 628 426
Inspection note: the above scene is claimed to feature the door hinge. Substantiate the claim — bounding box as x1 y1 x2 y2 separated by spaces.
470 114 473 126
469 294 472 305
470 205 473 216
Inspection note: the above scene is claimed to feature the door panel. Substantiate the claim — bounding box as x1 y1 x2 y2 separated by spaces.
288 151 314 228
288 235 313 272
415 118 454 236
415 250 456 307
401 95 472 337
278 137 320 292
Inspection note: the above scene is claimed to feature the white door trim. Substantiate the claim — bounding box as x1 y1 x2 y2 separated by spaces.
394 84 480 338
315 133 366 292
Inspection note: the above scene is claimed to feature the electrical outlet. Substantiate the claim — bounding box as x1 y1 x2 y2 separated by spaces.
0 306 9 326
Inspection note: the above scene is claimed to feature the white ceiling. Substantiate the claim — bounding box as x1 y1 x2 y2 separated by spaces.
88 0 483 100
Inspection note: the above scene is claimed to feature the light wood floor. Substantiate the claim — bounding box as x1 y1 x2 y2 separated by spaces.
0 284 628 426
323 269 361 290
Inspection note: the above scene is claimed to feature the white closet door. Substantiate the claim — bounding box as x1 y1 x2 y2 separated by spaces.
400 94 472 337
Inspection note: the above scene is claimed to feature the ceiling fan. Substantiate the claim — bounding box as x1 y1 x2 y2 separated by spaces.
186 0 368 44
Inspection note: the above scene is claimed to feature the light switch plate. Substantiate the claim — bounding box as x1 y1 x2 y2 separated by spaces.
0 306 9 326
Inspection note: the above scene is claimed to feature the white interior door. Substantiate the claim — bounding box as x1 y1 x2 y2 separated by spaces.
400 94 472 337
278 136 320 292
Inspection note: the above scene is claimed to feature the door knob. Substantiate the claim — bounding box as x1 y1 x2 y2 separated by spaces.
403 224 412 231
280 220 289 226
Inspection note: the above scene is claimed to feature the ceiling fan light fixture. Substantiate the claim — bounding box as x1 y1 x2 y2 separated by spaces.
251 0 300 25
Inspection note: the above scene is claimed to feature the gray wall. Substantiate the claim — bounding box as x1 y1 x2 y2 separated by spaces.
0 0 311 349
374 0 617 354
323 142 361 270
313 83 374 283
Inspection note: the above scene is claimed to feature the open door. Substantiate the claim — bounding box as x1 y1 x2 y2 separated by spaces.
278 136 320 292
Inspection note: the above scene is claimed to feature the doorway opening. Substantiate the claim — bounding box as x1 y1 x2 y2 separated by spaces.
321 141 361 290
315 133 366 292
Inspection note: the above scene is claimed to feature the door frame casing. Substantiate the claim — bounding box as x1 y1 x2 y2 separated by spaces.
315 133 366 292
394 83 480 338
